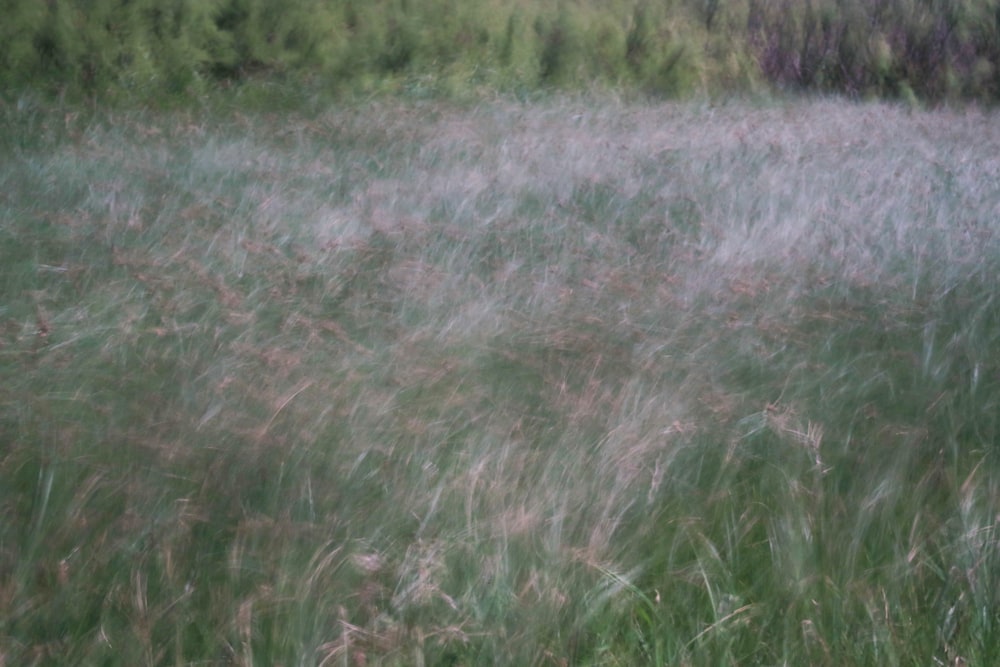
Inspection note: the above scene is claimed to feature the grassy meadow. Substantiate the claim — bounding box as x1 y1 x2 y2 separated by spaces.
3 93 1000 665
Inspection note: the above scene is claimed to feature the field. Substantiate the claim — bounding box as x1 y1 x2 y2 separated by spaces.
2 92 1000 665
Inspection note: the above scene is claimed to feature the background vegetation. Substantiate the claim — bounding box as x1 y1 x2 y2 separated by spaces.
2 0 1000 102
3 93 1000 664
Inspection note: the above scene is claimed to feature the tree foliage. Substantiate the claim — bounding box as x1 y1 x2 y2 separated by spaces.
1 0 998 101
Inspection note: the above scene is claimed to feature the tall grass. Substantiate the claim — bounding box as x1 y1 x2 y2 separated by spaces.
2 92 1000 665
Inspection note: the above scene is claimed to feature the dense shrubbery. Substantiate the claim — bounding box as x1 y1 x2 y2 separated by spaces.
747 0 1000 101
1 0 999 101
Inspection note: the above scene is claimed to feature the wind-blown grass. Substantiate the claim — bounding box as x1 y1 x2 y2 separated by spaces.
2 93 1000 665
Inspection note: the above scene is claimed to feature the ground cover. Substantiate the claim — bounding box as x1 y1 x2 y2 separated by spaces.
2 93 1000 665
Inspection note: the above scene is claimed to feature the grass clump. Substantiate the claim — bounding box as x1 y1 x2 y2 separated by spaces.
2 94 1000 665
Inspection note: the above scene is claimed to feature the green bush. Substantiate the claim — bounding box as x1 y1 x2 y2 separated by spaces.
1 0 999 103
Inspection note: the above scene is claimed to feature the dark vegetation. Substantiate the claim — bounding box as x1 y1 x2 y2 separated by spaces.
2 0 1000 102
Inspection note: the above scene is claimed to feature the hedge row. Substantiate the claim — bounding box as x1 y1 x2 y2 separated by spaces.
1 0 998 100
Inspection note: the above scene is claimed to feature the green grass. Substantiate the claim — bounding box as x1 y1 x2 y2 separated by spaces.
3 91 1000 665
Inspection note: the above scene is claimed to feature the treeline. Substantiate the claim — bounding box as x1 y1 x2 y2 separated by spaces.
2 0 999 101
